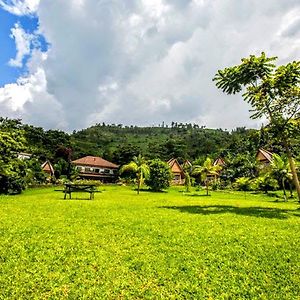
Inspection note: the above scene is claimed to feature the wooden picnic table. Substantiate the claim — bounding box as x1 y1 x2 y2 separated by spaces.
62 183 98 200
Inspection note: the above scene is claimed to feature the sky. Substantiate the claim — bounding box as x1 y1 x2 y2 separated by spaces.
0 0 299 131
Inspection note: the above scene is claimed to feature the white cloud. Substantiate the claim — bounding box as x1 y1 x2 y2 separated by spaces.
1 0 300 130
0 51 66 128
0 0 39 15
8 23 35 67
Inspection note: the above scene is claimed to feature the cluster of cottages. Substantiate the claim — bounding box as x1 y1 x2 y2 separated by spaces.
18 148 273 184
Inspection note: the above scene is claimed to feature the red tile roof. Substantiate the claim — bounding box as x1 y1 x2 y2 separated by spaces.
72 156 118 168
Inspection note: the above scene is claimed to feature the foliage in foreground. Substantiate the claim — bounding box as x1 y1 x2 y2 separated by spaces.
214 52 300 200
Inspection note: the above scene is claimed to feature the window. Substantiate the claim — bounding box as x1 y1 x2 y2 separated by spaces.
174 175 181 181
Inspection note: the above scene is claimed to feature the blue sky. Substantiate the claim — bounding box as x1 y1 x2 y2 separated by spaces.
0 1 299 130
0 8 46 85
0 8 23 85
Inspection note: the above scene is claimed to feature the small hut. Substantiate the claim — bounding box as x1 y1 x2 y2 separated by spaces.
182 159 193 170
167 158 185 185
213 157 226 167
256 148 273 165
41 161 55 177
205 157 225 180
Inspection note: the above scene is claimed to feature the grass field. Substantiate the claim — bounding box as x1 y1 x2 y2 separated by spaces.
0 186 300 299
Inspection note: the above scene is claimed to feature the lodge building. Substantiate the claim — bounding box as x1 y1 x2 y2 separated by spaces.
72 156 118 182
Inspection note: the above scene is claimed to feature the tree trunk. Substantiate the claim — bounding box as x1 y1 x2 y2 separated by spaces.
289 182 294 198
206 181 209 196
284 141 300 202
67 160 71 180
282 178 287 202
137 178 140 195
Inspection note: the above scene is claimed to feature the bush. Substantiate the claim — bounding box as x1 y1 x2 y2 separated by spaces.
24 158 47 185
0 160 27 194
233 177 254 191
0 176 25 195
146 159 173 191
72 179 102 187
253 174 279 193
211 179 224 191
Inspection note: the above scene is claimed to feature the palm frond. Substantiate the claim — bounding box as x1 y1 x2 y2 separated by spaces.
140 164 150 178
120 162 138 174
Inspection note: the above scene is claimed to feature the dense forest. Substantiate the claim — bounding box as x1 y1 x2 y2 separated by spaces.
5 119 298 165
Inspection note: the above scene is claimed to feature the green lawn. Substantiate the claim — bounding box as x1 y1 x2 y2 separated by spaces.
0 186 300 299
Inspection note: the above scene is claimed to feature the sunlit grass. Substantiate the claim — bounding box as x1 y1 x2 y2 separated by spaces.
0 186 299 299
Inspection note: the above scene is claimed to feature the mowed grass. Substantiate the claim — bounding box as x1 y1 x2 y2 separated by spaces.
0 186 300 299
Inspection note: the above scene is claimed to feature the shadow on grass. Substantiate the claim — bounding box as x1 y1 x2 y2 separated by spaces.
160 205 300 219
132 188 168 193
59 198 94 201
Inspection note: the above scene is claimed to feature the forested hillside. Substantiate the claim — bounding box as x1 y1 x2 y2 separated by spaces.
71 123 262 165
2 118 298 167
18 120 294 165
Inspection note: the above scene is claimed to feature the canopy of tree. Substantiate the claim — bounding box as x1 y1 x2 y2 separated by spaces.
213 53 300 201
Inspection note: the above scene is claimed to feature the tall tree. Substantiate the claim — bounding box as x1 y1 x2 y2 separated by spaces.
0 118 27 194
120 154 150 194
213 53 300 201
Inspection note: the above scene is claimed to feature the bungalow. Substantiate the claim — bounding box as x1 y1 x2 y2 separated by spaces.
182 159 193 170
167 158 185 185
256 148 273 165
206 157 225 181
41 160 55 177
213 157 226 167
72 156 118 182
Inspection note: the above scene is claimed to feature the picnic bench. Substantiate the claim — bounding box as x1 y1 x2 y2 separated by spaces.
56 183 100 200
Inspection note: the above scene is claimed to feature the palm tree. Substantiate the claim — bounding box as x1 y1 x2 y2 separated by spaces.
120 154 150 194
193 158 221 196
270 154 292 201
183 161 193 193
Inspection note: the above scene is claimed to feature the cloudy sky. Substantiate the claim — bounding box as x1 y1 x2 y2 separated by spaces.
0 0 299 130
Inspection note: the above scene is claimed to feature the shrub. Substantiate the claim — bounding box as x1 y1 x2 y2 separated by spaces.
146 159 173 192
72 179 102 187
24 158 47 185
233 177 253 191
211 179 224 191
0 160 27 194
254 174 279 193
